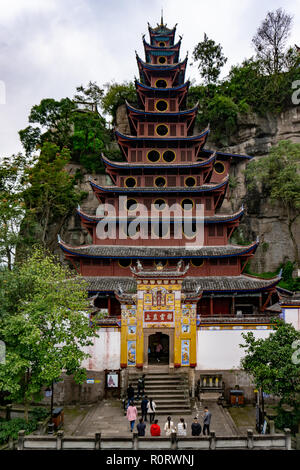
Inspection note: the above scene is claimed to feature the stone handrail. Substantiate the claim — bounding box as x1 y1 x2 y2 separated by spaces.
17 428 291 450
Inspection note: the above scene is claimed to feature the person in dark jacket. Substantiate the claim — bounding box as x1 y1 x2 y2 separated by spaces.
141 395 148 422
127 383 134 408
202 407 212 435
191 417 202 436
137 418 146 436
137 374 145 400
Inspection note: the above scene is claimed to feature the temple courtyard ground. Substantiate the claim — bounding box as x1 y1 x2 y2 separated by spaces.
62 399 257 437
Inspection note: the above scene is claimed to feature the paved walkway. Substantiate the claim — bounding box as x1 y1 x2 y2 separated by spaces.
63 399 237 437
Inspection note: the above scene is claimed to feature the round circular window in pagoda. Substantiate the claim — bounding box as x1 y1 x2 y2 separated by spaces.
119 259 132 269
214 161 225 174
183 222 197 239
158 56 167 64
191 259 204 268
155 79 168 88
156 124 169 136
159 42 166 47
185 176 196 187
126 198 138 211
152 223 169 238
181 198 194 211
154 176 167 187
125 177 137 188
154 199 167 211
147 149 161 163
162 150 176 163
155 100 168 112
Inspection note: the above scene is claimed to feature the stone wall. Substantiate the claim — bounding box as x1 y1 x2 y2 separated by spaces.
38 371 105 406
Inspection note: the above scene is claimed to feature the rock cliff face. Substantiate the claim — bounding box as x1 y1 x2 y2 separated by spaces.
58 105 300 273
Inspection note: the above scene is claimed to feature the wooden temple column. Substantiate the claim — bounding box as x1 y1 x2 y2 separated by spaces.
108 296 111 316
210 295 214 316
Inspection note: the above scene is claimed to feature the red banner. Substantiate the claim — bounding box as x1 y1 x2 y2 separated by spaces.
144 311 174 323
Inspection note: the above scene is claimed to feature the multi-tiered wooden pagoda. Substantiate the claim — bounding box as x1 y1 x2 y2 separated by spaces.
59 18 280 370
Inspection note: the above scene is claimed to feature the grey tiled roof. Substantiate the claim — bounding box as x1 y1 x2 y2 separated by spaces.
60 243 256 258
84 275 280 293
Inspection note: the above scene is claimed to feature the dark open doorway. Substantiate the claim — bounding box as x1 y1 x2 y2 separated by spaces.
148 333 169 365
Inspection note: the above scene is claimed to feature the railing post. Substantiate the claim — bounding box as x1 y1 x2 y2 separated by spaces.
8 435 14 450
171 431 177 450
95 432 101 450
133 432 139 450
269 420 275 435
17 430 25 451
284 428 291 450
56 430 64 450
6 404 12 421
209 431 216 450
247 429 254 449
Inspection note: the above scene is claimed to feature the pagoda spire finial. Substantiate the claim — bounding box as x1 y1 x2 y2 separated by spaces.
160 8 164 26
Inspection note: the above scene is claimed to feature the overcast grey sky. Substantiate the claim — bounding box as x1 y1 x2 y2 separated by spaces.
0 0 299 157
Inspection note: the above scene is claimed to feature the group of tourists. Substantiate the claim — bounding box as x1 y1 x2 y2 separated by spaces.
126 381 212 436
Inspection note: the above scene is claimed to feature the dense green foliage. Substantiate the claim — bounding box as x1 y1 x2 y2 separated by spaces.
101 81 137 124
240 320 300 410
0 407 49 445
0 418 36 445
0 249 96 421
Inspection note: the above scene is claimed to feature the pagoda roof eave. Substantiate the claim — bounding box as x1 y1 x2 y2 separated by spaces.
202 148 253 161
101 151 215 170
136 54 187 72
89 174 228 195
77 205 244 225
57 238 258 260
148 22 177 35
114 128 209 144
143 38 181 51
125 100 199 118
135 79 190 93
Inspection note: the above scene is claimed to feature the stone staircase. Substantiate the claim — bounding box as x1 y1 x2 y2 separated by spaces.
128 371 192 415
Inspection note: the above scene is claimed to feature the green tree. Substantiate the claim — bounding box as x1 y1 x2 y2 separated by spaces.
245 140 300 265
101 81 137 123
192 33 227 85
0 248 97 421
74 81 104 107
240 320 300 410
0 154 27 270
19 98 77 154
252 8 293 75
22 142 85 249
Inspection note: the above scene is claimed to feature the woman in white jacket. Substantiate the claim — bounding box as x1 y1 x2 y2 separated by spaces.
177 418 187 436
164 416 176 437
147 398 156 423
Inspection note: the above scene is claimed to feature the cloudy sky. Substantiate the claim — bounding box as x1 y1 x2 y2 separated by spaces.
0 0 299 157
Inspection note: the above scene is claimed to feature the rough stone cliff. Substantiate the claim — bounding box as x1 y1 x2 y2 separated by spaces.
57 104 300 274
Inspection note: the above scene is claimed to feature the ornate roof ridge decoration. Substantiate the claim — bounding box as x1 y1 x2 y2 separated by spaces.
114 127 210 143
136 53 188 70
101 150 215 169
148 20 177 35
76 203 244 225
89 174 228 194
130 259 189 278
143 37 182 50
125 100 199 116
135 79 190 92
57 237 259 259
